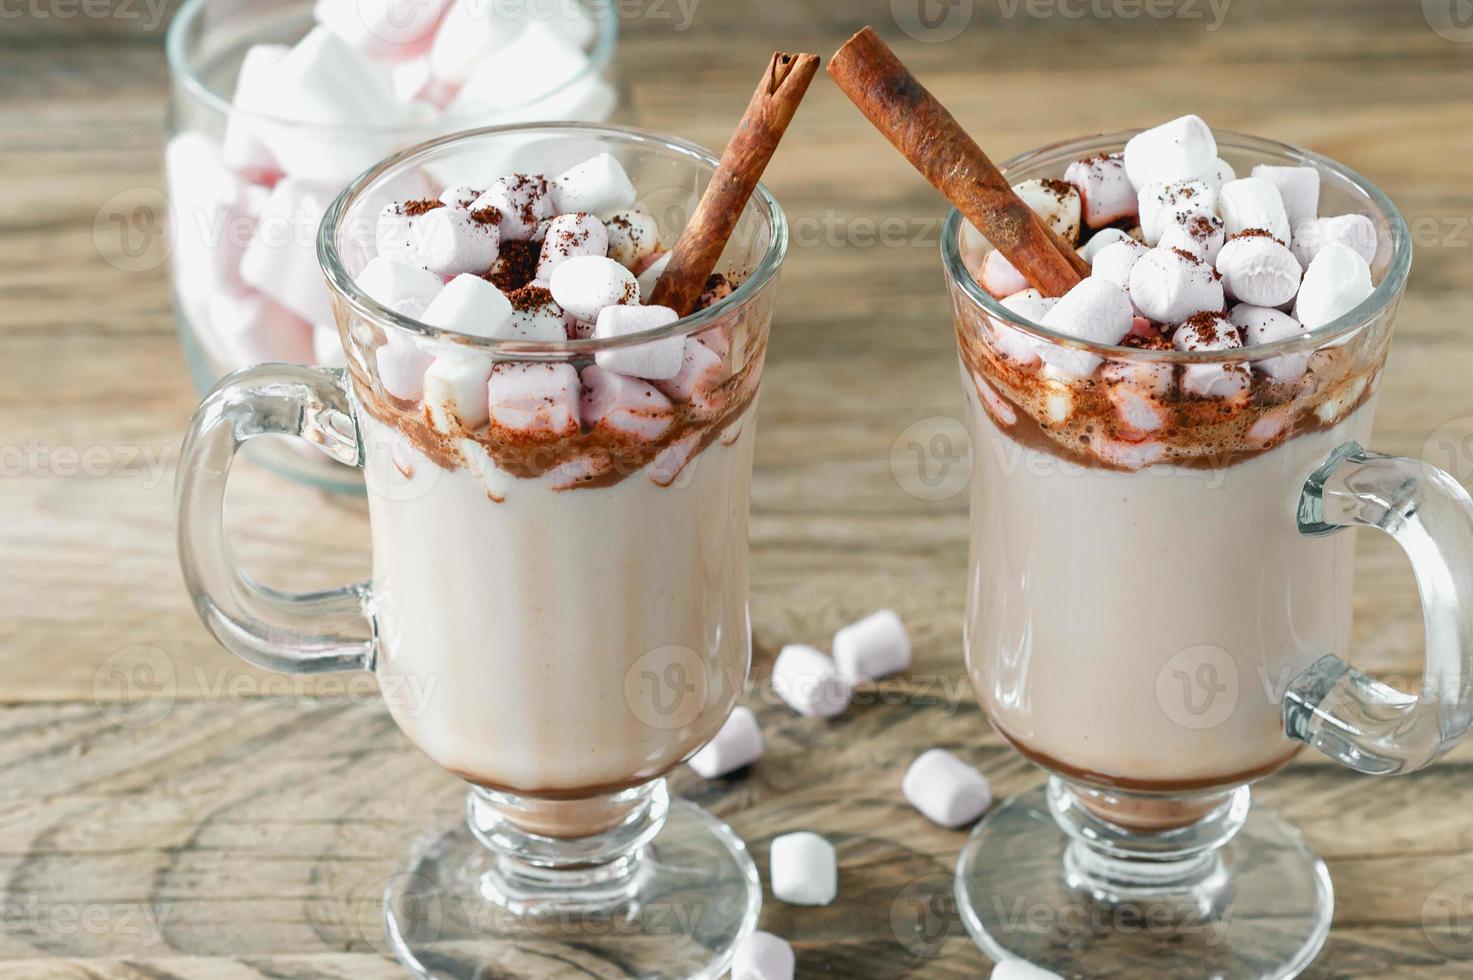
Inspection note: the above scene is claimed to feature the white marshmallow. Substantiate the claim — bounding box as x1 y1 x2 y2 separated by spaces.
1231 304 1309 382
1128 246 1225 325
537 212 609 280
423 353 493 430
1078 227 1132 264
505 287 569 342
376 332 434 401
439 185 482 209
636 250 673 298
991 289 1054 365
221 44 288 179
652 339 726 410
418 274 514 340
1123 115 1217 190
732 931 795 980
551 153 638 216
487 362 580 435
313 0 448 59
549 255 639 321
902 749 992 828
1251 164 1320 231
1089 238 1149 288
770 832 837 906
1103 359 1172 435
355 255 447 316
1215 233 1302 307
593 304 683 379
1201 157 1236 193
688 706 762 778
978 249 1029 298
832 609 911 683
391 56 436 104
1218 177 1293 244
580 365 674 441
166 133 256 310
472 173 555 241
204 290 314 370
445 21 601 122
604 208 662 269
1039 276 1135 376
1295 244 1374 330
1157 210 1226 265
239 177 336 325
1174 311 1250 399
772 645 850 719
1012 179 1082 244
1290 213 1377 268
313 322 347 368
407 206 501 276
428 0 525 85
1137 179 1216 245
991 962 1065 980
1064 153 1136 229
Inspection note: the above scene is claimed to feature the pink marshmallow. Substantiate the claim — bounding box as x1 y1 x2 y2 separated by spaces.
204 290 314 370
978 249 1029 298
647 431 702 487
487 362 580 436
580 365 674 442
696 324 732 360
652 339 726 410
1064 153 1137 229
536 212 609 280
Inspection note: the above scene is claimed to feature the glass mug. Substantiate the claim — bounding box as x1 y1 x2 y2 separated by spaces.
944 132 1473 977
166 0 623 492
176 124 787 979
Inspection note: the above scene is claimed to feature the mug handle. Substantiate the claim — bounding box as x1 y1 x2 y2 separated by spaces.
1285 440 1473 774
176 364 376 674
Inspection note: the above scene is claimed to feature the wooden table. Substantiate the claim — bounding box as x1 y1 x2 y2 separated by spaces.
4 0 1473 975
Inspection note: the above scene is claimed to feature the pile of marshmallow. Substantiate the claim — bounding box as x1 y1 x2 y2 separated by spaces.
978 114 1379 399
169 0 613 376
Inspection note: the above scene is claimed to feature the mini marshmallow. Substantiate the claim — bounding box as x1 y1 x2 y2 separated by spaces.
833 609 911 683
444 21 601 122
1202 156 1237 193
1157 209 1226 265
239 177 336 325
1128 246 1225 325
732 931 795 980
428 0 525 85
991 962 1065 980
221 44 288 178
636 251 673 298
1230 304 1309 382
979 250 1029 298
391 56 436 104
505 287 569 341
313 0 448 59
1064 153 1137 229
1089 238 1149 288
580 364 674 441
1103 362 1171 435
1174 311 1250 399
604 209 662 269
551 153 638 216
772 644 850 719
991 289 1054 365
1123 114 1218 189
549 255 639 321
1039 276 1135 376
1251 164 1320 231
487 362 580 435
439 185 482 209
205 290 314 369
1215 232 1303 307
653 339 726 410
1218 177 1293 244
1290 213 1378 268
419 274 514 338
1013 179 1082 244
902 749 992 828
1078 227 1132 264
376 333 434 401
1295 244 1374 330
423 353 493 430
593 304 683 379
408 206 501 277
1137 179 1216 245
537 212 609 280
770 832 837 906
472 174 556 241
355 255 445 316
688 706 762 778
166 133 256 307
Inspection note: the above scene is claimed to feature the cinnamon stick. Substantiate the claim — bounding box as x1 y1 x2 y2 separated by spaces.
649 51 821 315
827 27 1088 297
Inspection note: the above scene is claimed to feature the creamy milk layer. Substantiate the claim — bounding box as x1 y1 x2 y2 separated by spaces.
363 410 755 796
964 386 1374 790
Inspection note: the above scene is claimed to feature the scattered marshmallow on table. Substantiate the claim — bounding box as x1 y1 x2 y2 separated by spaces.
1291 213 1378 268
1295 244 1374 329
1038 276 1135 376
770 832 838 906
1012 179 1082 243
688 706 762 778
549 255 639 321
1251 164 1320 231
772 644 851 719
593 304 683 379
1089 238 1148 288
1123 114 1218 189
833 609 911 683
1157 209 1226 264
1137 178 1215 245
902 749 992 828
1077 227 1132 264
732 931 795 980
419 274 514 338
979 249 1030 298
1230 304 1310 382
551 153 638 216
1128 246 1225 325
990 961 1065 980
580 364 674 441
1215 232 1302 307
1174 311 1250 399
537 212 610 280
1064 153 1137 229
1218 176 1293 244
487 362 580 435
